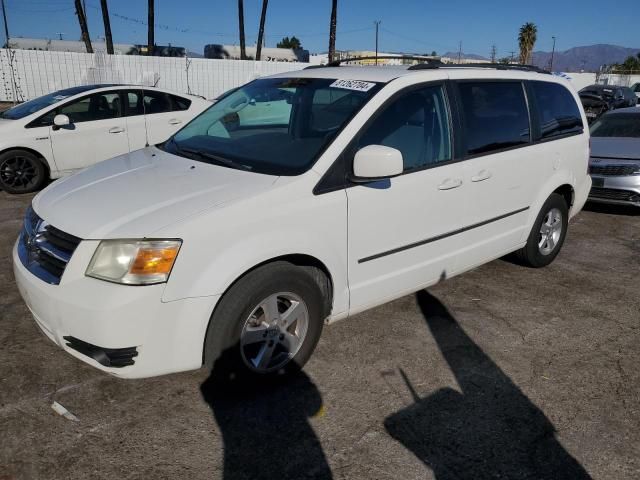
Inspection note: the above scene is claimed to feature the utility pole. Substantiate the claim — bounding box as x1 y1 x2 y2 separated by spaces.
549 36 556 72
457 41 462 64
56 32 65 40
374 20 381 65
100 0 113 54
509 51 515 64
1 0 9 47
147 0 154 56
74 0 93 53
490 44 497 63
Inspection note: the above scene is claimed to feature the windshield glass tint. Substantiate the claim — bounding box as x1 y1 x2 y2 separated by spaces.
0 86 100 120
590 114 640 138
166 77 380 175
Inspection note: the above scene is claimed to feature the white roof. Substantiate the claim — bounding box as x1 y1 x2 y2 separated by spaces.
266 65 558 84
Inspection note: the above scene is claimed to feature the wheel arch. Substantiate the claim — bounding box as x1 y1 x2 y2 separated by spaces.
0 146 52 179
553 183 574 209
201 253 334 366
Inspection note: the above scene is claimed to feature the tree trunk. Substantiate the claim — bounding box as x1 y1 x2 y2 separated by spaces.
238 0 246 60
100 0 113 54
147 0 154 56
255 0 268 61
328 0 337 62
74 0 93 53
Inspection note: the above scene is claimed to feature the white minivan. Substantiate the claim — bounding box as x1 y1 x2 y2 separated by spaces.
13 63 591 380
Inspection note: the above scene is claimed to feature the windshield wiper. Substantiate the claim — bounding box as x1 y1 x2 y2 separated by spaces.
176 146 253 171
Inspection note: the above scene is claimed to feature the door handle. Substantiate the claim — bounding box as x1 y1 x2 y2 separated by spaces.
471 169 492 182
109 126 125 134
168 118 182 125
438 178 463 190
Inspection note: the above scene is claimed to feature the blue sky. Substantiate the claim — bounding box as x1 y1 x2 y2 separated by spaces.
3 0 639 57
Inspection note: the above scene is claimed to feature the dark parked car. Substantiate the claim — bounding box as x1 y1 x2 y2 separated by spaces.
579 84 637 123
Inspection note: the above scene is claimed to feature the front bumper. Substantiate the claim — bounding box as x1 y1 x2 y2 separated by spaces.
13 239 219 379
588 174 640 207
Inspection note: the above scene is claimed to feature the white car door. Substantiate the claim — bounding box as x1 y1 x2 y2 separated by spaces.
48 90 129 172
124 90 191 150
346 83 469 313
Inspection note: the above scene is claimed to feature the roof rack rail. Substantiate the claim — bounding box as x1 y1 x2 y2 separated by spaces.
408 62 550 74
304 55 443 69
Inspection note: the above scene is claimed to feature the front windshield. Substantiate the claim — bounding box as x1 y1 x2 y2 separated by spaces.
590 114 640 138
0 85 97 120
164 77 381 175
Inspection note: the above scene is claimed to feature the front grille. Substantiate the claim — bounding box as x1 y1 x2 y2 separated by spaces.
17 207 82 285
63 336 138 368
589 187 640 203
589 165 639 176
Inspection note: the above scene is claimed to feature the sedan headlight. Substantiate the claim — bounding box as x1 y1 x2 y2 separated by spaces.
86 240 182 285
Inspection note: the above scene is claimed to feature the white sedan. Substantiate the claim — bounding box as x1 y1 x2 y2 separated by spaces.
0 84 211 193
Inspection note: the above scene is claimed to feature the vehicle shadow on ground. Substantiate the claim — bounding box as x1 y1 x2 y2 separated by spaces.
200 348 332 480
384 290 592 479
584 201 639 216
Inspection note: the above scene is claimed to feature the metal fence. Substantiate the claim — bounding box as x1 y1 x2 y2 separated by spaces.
0 48 308 102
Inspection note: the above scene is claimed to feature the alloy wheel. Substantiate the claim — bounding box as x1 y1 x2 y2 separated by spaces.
239 292 309 373
538 207 563 255
0 156 39 191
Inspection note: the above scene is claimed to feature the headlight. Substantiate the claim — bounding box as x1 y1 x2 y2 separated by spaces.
86 239 182 285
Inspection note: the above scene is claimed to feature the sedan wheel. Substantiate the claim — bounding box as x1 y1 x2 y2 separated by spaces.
0 151 46 194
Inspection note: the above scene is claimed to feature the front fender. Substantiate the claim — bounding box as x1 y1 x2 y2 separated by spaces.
161 190 349 320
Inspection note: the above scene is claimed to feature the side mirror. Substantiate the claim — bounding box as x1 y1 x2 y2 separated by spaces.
52 114 70 130
351 145 404 182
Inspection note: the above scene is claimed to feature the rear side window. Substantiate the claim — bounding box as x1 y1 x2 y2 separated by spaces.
530 82 583 140
170 94 191 111
125 90 187 116
458 82 530 156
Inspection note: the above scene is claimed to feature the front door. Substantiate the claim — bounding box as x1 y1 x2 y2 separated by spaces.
347 83 468 313
49 90 129 172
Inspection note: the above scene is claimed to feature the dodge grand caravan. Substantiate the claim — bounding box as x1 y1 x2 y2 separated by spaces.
13 63 591 380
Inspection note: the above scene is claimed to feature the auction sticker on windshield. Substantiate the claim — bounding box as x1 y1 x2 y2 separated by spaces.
330 79 376 92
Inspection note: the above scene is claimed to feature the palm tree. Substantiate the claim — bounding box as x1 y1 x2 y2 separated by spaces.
255 0 269 60
100 0 113 54
238 0 247 60
74 0 93 53
328 0 337 62
147 0 154 55
518 22 537 65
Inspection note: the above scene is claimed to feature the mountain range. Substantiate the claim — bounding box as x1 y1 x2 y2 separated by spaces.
442 44 640 72
531 44 639 72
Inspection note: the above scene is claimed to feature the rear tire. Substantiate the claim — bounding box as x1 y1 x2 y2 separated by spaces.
203 262 328 383
0 150 47 194
516 193 568 268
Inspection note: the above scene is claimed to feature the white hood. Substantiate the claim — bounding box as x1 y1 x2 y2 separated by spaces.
33 147 278 239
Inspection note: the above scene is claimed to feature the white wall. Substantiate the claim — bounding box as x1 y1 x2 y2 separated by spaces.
0 48 308 102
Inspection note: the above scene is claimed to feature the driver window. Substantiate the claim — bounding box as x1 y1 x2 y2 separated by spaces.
357 85 452 172
58 92 121 123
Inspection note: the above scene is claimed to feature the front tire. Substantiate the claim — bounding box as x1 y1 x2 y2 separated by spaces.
203 262 328 382
0 150 47 194
516 193 569 268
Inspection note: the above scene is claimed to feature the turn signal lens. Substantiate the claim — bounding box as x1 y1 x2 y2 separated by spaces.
86 240 181 285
